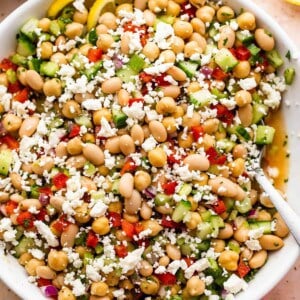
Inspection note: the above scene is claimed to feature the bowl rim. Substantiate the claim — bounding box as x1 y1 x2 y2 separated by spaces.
0 1 299 300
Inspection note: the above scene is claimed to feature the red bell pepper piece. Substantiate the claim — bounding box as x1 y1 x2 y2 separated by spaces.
211 67 228 81
134 222 144 235
167 153 181 165
5 200 18 216
87 48 103 62
14 88 29 103
0 135 19 150
7 81 22 94
17 211 35 229
86 230 99 248
36 208 47 221
191 125 204 141
237 260 251 278
52 172 69 189
206 147 227 165
68 124 81 138
39 187 52 196
162 181 177 195
52 214 70 233
128 98 144 106
115 244 128 258
180 2 197 19
183 257 194 267
37 278 52 287
108 212 122 227
155 73 170 86
212 199 227 215
139 72 153 83
156 273 177 285
161 216 181 229
120 158 137 175
212 103 234 125
0 58 17 71
235 46 251 61
121 219 135 238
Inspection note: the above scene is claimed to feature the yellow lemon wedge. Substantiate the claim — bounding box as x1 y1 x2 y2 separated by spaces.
285 0 300 5
87 0 116 31
47 0 74 18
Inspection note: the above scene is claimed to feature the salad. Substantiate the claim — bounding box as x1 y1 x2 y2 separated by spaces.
0 0 296 299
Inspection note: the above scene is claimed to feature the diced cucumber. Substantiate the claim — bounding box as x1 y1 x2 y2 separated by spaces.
252 103 268 124
207 258 222 278
111 179 120 195
178 183 192 196
177 61 198 78
252 92 262 103
196 222 212 240
249 220 272 234
200 210 212 222
284 67 295 85
0 150 13 176
112 109 128 129
13 237 35 258
83 162 97 177
235 197 252 213
75 115 93 128
116 67 136 83
128 54 145 73
266 49 283 68
17 35 36 57
83 252 94 265
71 54 86 70
20 18 39 41
197 240 211 252
236 31 254 45
216 139 236 153
228 209 238 221
228 240 240 253
255 125 275 145
214 48 238 72
49 117 64 128
40 61 59 77
154 15 175 29
223 198 235 212
82 61 103 80
10 54 27 67
172 200 192 223
49 20 62 36
247 43 261 56
235 125 251 141
59 6 75 24
28 58 42 72
210 215 225 237
189 89 213 108
6 69 17 84
75 231 87 246
211 87 227 99
154 193 172 206
88 29 98 45
180 243 193 256
208 24 218 38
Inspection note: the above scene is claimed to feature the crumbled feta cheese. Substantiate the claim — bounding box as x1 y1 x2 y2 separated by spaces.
154 22 174 49
238 78 257 90
185 258 210 279
29 248 45 260
119 247 144 274
73 0 85 12
34 221 59 247
245 239 262 251
248 227 265 239
97 117 118 138
223 274 248 294
90 201 108 218
82 99 102 110
144 63 173 75
122 102 145 120
142 136 157 152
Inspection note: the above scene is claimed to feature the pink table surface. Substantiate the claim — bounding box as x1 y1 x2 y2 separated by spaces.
0 0 299 299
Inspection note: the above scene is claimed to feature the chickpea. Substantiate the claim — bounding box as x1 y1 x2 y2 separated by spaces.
19 253 33 266
51 52 67 65
233 144 247 159
40 41 53 59
235 90 252 107
99 12 117 29
48 250 68 271
229 158 245 177
218 223 234 239
234 227 249 243
184 41 203 58
91 282 109 296
237 12 256 30
233 61 251 79
156 97 176 115
212 239 226 253
186 212 201 230
257 210 272 221
25 258 45 276
196 6 215 23
217 6 235 22
186 276 205 296
191 18 205 36
139 260 153 277
255 28 275 51
96 24 108 35
97 34 114 52
116 3 133 16
159 256 170 267
148 147 167 167
93 108 112 125
218 250 239 271
58 287 76 300
143 42 160 61
65 22 84 39
241 248 253 261
0 73 8 87
92 216 110 235
38 18 51 32
167 0 181 16
2 114 22 132
170 36 185 54
203 118 219 134
182 112 201 128
159 50 176 63
162 117 177 134
62 100 81 119
141 220 163 236
117 89 130 106
148 0 168 12
43 78 62 97
140 276 160 295
140 202 152 220
187 82 201 94
144 10 156 26
178 132 193 148
73 8 88 24
134 171 151 191
173 20 193 39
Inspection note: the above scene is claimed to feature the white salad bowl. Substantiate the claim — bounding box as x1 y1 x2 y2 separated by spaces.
0 0 299 299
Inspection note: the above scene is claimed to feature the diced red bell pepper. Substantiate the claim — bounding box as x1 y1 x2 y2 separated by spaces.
7 81 22 94
191 125 204 141
0 58 17 71
212 103 234 125
87 48 103 62
156 273 177 285
37 278 52 287
36 208 48 221
140 32 150 47
128 98 144 106
120 158 137 175
51 214 70 233
180 2 197 19
183 257 194 267
17 211 35 229
68 124 81 138
108 212 122 227
14 88 29 103
0 135 19 150
123 21 139 32
5 200 18 216
161 216 181 229
121 219 135 238
136 238 150 248
135 222 144 235
212 199 227 215
115 244 128 258
155 73 170 86
52 173 69 189
211 67 229 81
86 230 99 248
162 181 177 195
237 260 251 278
39 187 52 196
167 153 181 165
139 72 153 83
205 147 227 165
235 46 251 61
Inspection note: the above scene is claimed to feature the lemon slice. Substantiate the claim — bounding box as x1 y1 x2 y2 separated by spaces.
47 0 74 18
87 0 116 31
285 0 300 5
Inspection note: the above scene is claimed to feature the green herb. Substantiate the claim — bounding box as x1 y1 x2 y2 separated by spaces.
223 37 228 46
285 50 291 61
284 178 289 183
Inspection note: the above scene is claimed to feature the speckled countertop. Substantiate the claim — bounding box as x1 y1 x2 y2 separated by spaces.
0 0 299 299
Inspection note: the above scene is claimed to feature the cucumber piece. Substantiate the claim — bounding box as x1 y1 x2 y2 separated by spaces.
180 243 193 256
83 252 94 265
49 117 64 128
59 6 75 24
16 35 36 57
30 185 40 199
249 220 272 234
208 24 218 38
40 61 59 77
211 87 227 99
228 209 238 221
235 197 252 213
236 125 251 141
84 162 97 177
112 109 128 129
28 58 42 72
71 54 86 70
197 240 211 252
252 103 268 124
20 18 39 41
200 210 212 222
172 200 192 223
154 193 172 206
6 70 17 84
13 237 35 258
177 61 198 78
75 115 93 128
214 48 238 72
228 240 240 253
154 15 175 29
111 179 120 195
284 67 296 85
128 54 145 73
10 54 27 67
178 183 192 196
223 198 235 212
0 150 13 176
236 31 254 45
196 222 212 240
189 89 213 108
255 125 275 145
266 49 283 68
82 61 103 80
75 231 87 246
88 29 98 45
247 43 261 56
210 215 225 237
49 20 62 36
116 67 136 83
216 138 236 153
206 258 223 278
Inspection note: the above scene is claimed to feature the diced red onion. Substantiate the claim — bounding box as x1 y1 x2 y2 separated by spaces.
39 193 50 206
221 289 229 298
41 285 58 297
143 187 156 199
113 57 123 69
248 209 258 219
200 66 213 78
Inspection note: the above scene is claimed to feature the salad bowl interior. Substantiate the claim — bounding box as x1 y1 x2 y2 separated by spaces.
0 0 299 299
